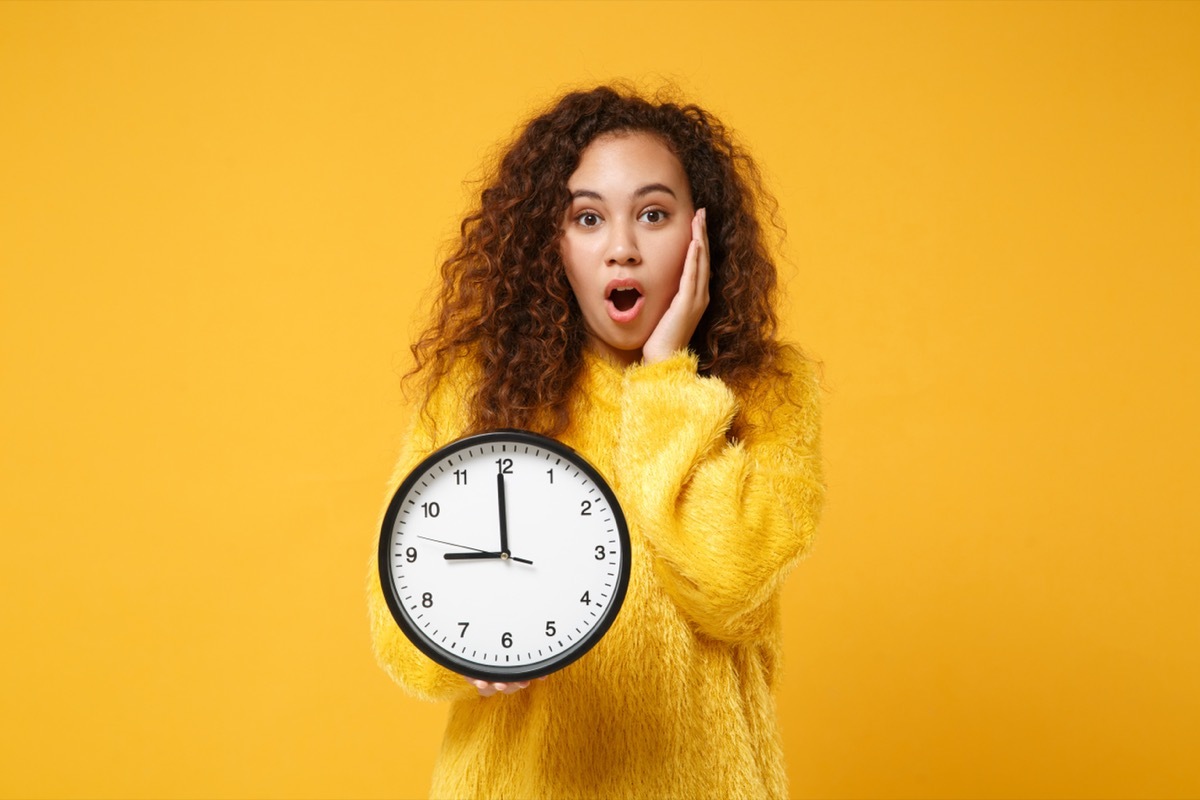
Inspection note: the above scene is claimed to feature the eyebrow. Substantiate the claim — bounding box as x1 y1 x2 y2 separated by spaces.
569 183 678 201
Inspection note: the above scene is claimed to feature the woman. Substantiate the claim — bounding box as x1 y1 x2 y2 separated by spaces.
368 84 825 799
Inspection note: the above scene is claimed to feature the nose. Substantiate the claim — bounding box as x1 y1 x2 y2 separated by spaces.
604 221 641 266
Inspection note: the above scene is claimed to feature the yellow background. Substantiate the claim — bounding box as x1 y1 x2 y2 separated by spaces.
2 1 1198 798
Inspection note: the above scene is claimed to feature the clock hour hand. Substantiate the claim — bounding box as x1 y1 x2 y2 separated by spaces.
445 551 535 566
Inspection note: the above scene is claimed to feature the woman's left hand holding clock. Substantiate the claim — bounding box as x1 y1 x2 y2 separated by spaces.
467 676 546 697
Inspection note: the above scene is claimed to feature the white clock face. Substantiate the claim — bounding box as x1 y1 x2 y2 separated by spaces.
378 430 631 681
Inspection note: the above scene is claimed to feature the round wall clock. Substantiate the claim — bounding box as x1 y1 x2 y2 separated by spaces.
378 429 631 682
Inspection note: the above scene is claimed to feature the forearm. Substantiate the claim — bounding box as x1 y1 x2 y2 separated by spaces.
616 351 824 642
367 375 479 702
367 562 477 702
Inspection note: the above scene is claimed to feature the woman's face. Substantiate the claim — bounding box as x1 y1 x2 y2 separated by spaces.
560 132 695 366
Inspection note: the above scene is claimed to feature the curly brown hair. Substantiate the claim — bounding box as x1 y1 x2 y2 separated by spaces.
409 84 796 437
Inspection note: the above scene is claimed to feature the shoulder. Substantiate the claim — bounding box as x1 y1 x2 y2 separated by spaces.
737 344 824 442
401 354 483 456
741 343 821 403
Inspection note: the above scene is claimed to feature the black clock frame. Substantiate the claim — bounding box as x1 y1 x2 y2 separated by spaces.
378 429 632 682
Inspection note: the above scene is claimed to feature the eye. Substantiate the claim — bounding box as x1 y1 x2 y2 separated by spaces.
639 208 669 225
574 211 602 228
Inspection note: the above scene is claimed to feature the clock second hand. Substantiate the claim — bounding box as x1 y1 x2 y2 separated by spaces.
418 535 533 566
418 535 490 554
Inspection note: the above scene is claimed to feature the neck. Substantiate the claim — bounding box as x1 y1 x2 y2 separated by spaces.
584 336 641 368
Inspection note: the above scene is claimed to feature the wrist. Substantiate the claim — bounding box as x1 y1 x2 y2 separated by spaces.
640 347 696 369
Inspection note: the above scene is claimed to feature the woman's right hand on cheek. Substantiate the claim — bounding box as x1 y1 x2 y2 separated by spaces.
466 676 546 697
642 208 710 365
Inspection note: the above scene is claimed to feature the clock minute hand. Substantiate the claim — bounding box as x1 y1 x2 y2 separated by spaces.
497 472 509 555
493 474 532 563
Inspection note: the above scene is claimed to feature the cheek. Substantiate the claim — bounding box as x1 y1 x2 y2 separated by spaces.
560 233 598 270
657 229 693 283
559 240 585 291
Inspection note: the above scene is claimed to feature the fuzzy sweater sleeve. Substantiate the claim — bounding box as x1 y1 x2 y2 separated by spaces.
615 349 824 643
366 373 478 703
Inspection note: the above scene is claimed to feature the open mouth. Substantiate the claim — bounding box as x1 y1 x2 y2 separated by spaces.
608 286 642 312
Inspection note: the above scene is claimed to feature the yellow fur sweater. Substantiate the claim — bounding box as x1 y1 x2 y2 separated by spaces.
368 349 824 799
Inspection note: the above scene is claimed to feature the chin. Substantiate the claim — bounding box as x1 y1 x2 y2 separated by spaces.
605 332 652 354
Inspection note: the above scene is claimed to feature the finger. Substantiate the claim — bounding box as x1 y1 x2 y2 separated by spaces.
675 211 702 298
695 208 710 306
678 238 699 298
678 210 702 301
